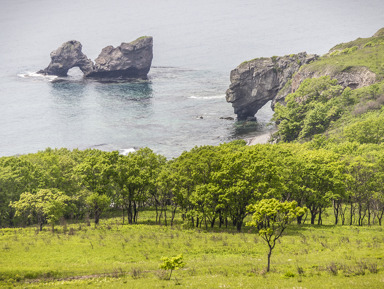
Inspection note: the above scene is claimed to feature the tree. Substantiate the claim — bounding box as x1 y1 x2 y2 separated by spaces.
294 148 345 225
159 254 185 280
85 192 110 226
159 142 245 228
214 145 282 232
246 198 307 272
113 148 166 224
10 189 71 231
345 154 377 225
0 157 42 227
75 150 117 224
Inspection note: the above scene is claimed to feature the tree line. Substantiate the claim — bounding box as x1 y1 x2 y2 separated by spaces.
1 140 384 231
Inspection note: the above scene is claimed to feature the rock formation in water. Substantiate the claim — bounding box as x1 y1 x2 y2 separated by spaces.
38 40 94 77
38 36 153 79
86 36 153 79
226 53 318 121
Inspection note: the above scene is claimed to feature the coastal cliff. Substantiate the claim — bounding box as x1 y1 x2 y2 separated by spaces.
38 36 153 79
226 53 317 120
227 28 384 120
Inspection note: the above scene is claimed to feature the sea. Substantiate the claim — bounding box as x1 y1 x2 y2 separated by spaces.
1 0 383 158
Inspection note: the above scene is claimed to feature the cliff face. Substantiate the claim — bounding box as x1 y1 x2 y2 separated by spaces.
226 53 318 120
272 66 377 107
38 37 153 79
227 28 384 120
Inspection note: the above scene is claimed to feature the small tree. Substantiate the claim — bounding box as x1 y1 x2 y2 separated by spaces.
10 189 71 231
246 198 307 272
159 254 185 280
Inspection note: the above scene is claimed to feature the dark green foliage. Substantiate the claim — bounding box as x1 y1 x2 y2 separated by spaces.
273 76 343 142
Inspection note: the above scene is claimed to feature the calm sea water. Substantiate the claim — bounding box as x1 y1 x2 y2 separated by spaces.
1 0 383 158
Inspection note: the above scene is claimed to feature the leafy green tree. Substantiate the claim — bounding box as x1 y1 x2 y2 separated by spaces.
180 145 223 228
0 157 42 227
345 154 378 225
113 148 166 224
75 150 117 224
214 145 282 232
159 254 185 280
24 148 80 195
10 189 71 231
288 148 346 225
161 142 246 228
85 192 110 225
155 162 180 226
247 199 307 272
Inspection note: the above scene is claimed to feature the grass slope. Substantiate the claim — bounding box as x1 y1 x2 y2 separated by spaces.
304 31 384 80
0 215 383 288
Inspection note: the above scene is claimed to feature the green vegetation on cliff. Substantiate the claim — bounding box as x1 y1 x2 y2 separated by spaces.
273 78 384 144
272 28 384 145
302 31 384 79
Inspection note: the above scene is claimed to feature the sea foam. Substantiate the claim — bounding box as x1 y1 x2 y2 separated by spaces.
17 72 58 82
188 95 225 100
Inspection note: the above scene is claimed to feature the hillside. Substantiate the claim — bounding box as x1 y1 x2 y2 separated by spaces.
271 28 384 144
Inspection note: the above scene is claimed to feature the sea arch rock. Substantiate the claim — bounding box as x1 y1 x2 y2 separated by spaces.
38 40 94 77
38 36 153 79
226 52 318 121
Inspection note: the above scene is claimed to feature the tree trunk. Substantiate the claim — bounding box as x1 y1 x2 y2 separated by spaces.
95 211 100 225
267 248 272 272
236 221 243 232
318 209 323 225
128 201 133 224
133 201 138 223
378 209 384 226
159 209 163 225
310 210 317 225
358 203 364 226
171 207 177 226
339 203 347 225
297 214 303 225
333 200 340 225
210 217 216 228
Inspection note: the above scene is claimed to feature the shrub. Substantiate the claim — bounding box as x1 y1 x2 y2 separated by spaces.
159 254 185 280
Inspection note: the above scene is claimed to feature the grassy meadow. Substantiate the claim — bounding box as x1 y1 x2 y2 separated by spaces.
1 210 384 288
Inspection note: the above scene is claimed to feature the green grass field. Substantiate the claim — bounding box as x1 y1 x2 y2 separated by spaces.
1 212 384 288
